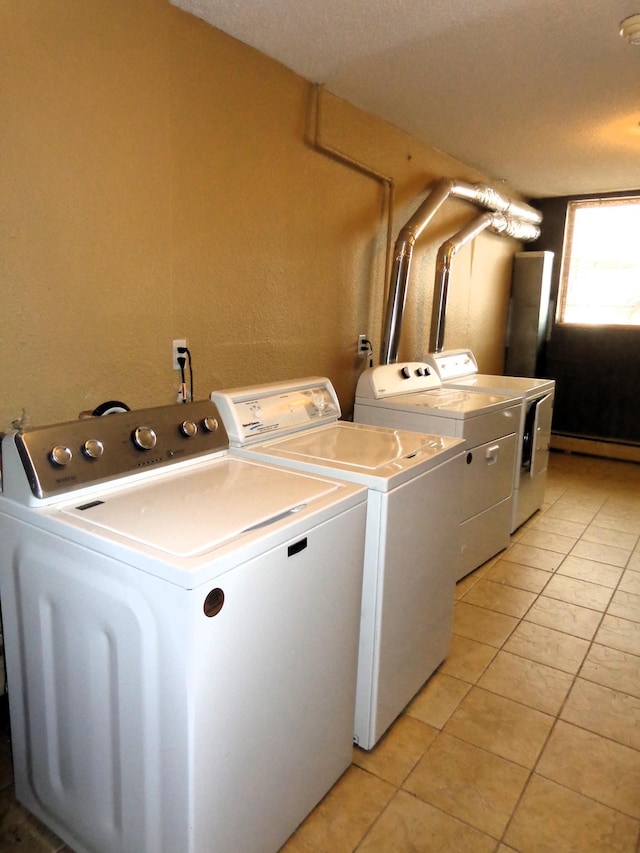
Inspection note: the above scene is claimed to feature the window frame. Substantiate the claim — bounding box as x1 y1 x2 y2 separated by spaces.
556 195 640 328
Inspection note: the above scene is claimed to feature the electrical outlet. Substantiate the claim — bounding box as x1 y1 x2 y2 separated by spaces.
172 339 187 370
357 335 369 356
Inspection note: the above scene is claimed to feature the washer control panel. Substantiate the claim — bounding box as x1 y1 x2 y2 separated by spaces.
212 377 340 445
5 400 228 499
355 363 442 400
422 349 478 380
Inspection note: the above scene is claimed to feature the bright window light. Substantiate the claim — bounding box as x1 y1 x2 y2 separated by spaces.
557 197 640 326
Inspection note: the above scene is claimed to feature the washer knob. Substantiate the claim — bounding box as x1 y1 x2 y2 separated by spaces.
50 445 72 466
132 426 157 451
83 439 104 459
415 367 425 376
401 366 411 379
181 419 198 438
203 416 219 433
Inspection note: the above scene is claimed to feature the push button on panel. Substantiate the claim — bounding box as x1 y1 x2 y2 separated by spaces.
180 420 198 438
50 445 73 466
132 426 157 451
83 439 104 459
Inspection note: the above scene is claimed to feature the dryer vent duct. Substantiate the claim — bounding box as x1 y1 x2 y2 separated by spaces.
381 177 542 364
429 212 540 354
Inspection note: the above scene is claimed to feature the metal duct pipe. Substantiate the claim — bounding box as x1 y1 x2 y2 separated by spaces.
429 212 539 353
380 177 542 364
380 178 455 367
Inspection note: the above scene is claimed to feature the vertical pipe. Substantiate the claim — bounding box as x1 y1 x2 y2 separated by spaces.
429 213 495 353
380 177 456 364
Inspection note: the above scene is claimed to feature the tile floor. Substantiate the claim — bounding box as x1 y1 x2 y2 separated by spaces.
1 450 639 852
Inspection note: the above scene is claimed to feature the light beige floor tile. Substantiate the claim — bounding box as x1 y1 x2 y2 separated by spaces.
595 614 640 656
403 732 529 838
452 602 518 648
281 766 394 853
356 789 497 852
443 686 554 768
593 510 640 537
542 573 613 611
530 514 587 539
583 525 639 551
518 528 578 554
461 579 536 618
581 643 640 699
561 678 640 750
544 502 599 525
619 571 640 597
608 589 640 624
557 554 624 588
502 543 564 571
537 720 640 819
477 650 573 715
569 539 631 568
454 571 481 599
525 595 603 640
352 715 438 787
504 774 640 853
405 673 471 730
628 551 640 572
484 559 551 593
437 634 497 684
503 620 590 674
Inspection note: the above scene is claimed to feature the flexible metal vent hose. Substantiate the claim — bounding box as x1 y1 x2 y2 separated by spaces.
381 177 542 364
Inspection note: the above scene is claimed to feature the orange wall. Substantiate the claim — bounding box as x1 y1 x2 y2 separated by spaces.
1 0 520 431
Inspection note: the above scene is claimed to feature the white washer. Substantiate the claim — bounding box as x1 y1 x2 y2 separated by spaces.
0 400 367 853
354 363 521 581
212 377 464 750
423 349 555 531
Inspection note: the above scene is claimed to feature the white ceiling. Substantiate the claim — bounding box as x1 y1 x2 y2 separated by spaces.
171 0 640 199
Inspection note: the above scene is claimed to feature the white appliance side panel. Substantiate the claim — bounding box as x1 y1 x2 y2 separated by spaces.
190 502 366 853
0 521 188 853
0 502 367 853
354 454 463 749
461 433 518 522
459 496 512 580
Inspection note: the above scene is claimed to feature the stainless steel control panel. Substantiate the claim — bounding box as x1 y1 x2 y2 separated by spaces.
5 400 229 499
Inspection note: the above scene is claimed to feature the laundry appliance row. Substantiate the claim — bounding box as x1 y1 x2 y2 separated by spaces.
0 401 368 853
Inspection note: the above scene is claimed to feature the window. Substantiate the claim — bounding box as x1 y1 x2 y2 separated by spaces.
557 196 640 326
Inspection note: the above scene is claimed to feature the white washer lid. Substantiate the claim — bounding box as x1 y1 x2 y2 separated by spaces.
59 456 342 557
234 422 463 489
384 388 520 419
441 373 555 397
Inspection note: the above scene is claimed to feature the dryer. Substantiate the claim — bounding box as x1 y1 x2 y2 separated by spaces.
212 377 464 750
423 348 555 531
354 363 520 581
0 400 367 853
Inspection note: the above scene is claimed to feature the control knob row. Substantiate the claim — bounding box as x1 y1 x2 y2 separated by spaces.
49 439 105 466
49 416 220 465
400 366 430 379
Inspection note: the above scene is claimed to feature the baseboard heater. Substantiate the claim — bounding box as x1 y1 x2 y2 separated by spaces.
551 432 640 464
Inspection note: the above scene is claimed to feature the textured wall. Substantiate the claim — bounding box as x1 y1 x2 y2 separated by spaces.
1 0 521 432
